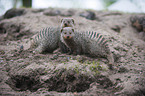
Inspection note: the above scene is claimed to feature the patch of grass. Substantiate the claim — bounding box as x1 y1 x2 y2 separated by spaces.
60 59 69 64
85 60 92 64
89 61 101 74
73 65 80 74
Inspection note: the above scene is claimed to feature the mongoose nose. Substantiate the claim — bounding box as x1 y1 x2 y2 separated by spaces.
64 23 67 26
67 36 70 39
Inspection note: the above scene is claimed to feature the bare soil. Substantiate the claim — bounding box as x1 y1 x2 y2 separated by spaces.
0 8 145 96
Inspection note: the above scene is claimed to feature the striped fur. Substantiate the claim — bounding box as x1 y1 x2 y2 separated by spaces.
60 28 114 68
30 27 60 53
85 31 113 67
59 18 75 53
85 31 109 48
61 28 110 55
30 18 75 53
86 31 113 66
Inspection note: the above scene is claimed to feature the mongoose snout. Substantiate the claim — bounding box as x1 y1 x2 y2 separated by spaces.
64 23 68 27
63 36 72 39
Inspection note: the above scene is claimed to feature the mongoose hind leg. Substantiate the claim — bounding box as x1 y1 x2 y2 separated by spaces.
34 43 54 54
34 45 44 54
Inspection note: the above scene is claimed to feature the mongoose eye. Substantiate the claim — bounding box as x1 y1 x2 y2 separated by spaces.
64 32 67 34
69 32 72 34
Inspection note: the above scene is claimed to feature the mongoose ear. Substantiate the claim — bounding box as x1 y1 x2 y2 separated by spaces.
72 29 74 32
61 19 63 23
61 29 63 32
72 19 74 24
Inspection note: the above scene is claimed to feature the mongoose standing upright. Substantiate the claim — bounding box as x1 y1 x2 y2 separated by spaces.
60 27 114 69
59 18 75 53
30 18 74 53
60 27 80 54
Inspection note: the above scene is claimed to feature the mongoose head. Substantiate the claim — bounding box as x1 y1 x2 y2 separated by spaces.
61 27 74 39
61 18 74 28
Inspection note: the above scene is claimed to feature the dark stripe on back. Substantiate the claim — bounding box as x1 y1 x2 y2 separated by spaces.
96 35 102 43
39 29 43 39
97 33 100 38
45 28 48 37
102 40 108 47
37 32 40 40
93 32 97 38
34 35 38 42
42 28 45 37
89 31 91 35
44 28 48 37
99 37 105 45
90 31 94 38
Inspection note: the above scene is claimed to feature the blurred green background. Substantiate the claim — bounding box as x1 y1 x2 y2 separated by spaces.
0 0 145 15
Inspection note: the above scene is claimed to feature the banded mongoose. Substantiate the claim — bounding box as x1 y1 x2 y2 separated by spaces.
60 27 114 68
60 18 74 28
30 18 74 53
30 27 60 53
60 27 78 54
59 18 75 53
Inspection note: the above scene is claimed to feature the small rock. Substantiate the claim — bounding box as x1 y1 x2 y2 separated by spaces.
115 83 123 89
50 54 59 60
43 9 61 16
139 32 145 41
40 75 50 82
4 8 25 19
61 10 74 17
130 15 145 32
80 11 96 20
118 66 128 73
17 45 24 52
111 25 121 33
0 50 5 55
76 55 86 63
128 76 131 78
31 9 45 13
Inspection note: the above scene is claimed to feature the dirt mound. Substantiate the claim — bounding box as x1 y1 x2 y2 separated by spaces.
4 50 112 93
0 8 145 96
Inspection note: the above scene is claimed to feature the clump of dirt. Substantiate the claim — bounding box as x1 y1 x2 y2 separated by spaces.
0 8 145 96
4 49 112 93
130 15 145 41
4 8 26 19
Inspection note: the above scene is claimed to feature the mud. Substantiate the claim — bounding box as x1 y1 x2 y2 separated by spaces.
0 8 145 96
